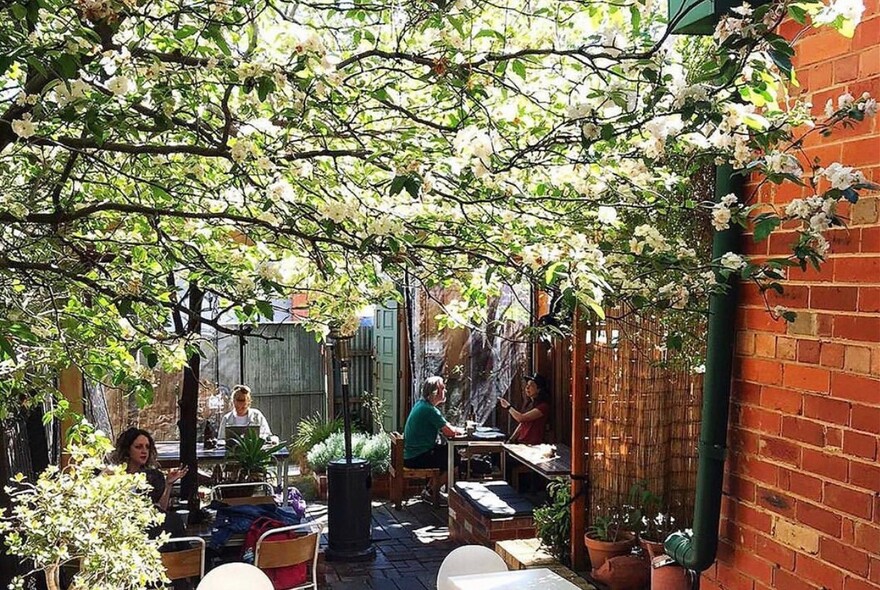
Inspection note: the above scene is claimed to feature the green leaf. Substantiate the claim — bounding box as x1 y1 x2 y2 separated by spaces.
174 25 200 39
403 176 420 198
257 77 275 102
54 54 79 79
256 300 274 319
511 60 526 80
206 26 231 56
753 216 781 242
544 261 563 284
389 175 408 196
474 29 505 41
0 335 16 361
788 5 807 23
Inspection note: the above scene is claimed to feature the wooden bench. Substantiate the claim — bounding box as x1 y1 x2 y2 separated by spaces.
389 432 441 509
449 480 536 546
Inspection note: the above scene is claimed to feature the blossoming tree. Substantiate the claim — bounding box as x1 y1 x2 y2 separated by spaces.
0 0 875 414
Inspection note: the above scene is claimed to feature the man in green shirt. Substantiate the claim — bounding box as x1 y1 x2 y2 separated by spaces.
403 376 462 496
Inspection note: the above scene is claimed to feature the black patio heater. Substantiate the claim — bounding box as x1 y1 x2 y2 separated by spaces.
325 326 376 562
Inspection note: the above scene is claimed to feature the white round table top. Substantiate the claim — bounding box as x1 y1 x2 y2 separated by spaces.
197 562 274 590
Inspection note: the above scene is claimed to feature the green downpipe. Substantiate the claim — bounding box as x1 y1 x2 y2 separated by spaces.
665 164 743 571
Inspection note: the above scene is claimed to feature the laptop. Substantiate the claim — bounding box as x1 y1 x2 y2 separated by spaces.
225 425 261 452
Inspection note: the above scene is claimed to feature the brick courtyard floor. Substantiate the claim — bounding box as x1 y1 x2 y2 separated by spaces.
307 497 462 590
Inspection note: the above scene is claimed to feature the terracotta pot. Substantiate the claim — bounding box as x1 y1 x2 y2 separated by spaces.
651 555 691 590
640 538 666 560
584 531 636 572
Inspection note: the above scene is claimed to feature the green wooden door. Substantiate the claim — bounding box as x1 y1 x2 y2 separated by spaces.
374 302 399 432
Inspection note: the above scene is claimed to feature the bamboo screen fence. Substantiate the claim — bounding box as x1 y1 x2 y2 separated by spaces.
583 311 705 529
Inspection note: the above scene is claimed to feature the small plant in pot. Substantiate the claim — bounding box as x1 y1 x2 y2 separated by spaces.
640 511 679 560
584 509 637 572
227 429 287 487
585 482 653 572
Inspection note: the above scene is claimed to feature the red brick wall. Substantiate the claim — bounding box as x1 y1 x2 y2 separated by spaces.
702 3 880 590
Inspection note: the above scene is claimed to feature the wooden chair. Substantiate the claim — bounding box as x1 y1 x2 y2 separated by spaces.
212 482 276 506
388 432 440 509
160 536 205 583
254 522 322 590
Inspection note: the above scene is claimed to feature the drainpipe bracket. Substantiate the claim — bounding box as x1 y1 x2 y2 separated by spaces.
698 440 727 462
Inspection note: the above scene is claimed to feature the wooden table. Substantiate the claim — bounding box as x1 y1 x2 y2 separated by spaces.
446 429 506 491
503 443 571 479
155 441 291 506
448 567 582 590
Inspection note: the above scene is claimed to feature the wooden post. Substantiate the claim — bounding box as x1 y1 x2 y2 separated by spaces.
59 365 84 466
569 307 587 571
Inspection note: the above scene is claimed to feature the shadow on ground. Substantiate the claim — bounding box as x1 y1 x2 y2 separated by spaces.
306 497 460 590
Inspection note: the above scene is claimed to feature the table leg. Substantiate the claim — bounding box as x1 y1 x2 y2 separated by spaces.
447 443 455 493
274 456 289 506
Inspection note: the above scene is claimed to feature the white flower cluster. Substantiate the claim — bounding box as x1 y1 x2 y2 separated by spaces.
785 195 837 232
814 0 865 26
452 126 494 177
817 162 866 190
764 152 803 179
713 3 753 42
630 224 668 255
230 138 259 163
711 193 740 231
54 78 89 106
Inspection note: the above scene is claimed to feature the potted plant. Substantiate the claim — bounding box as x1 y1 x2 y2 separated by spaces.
227 429 287 486
533 478 571 566
584 509 637 572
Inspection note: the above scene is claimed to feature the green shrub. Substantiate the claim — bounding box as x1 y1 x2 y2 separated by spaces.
534 478 571 565
293 413 344 455
306 431 390 474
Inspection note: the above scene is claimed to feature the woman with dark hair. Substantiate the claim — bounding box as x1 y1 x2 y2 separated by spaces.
499 374 551 444
114 427 187 511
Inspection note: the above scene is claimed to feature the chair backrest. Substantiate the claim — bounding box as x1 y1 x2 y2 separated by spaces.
196 562 274 590
221 495 276 506
213 482 275 505
254 523 323 590
436 545 508 590
390 432 404 473
161 537 206 581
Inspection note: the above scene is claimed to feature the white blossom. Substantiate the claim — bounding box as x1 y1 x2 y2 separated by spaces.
719 252 745 271
11 114 35 138
106 75 131 96
597 206 618 225
712 205 732 231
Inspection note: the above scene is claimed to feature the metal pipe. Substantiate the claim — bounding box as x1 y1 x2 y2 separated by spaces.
665 164 742 571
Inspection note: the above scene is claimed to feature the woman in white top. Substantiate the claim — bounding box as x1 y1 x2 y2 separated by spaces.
218 384 276 442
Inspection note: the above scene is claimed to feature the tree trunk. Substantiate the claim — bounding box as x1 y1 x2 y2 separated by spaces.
178 285 203 513
44 565 61 590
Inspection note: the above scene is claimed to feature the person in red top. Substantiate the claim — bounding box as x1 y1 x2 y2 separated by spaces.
499 374 550 444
